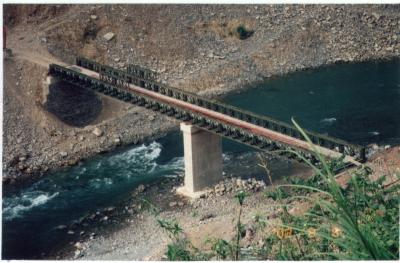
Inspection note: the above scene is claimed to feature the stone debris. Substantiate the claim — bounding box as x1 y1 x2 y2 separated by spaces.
103 32 115 41
92 127 103 137
137 184 146 193
200 177 267 198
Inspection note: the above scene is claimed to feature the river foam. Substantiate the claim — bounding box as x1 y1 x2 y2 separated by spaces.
320 117 337 124
3 191 59 221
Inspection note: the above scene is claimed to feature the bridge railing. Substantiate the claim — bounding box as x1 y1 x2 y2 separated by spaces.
75 57 366 162
127 64 158 81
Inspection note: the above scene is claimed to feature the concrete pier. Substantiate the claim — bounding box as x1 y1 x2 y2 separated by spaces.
177 123 223 198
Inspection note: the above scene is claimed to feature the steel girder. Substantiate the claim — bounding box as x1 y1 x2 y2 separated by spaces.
57 60 367 163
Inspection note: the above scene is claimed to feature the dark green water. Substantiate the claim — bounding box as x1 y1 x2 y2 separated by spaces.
2 59 399 259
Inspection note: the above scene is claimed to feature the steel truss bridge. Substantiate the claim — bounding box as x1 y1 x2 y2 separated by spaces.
49 57 367 167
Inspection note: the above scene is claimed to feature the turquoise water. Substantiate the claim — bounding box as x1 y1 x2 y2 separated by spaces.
2 59 400 259
224 59 400 145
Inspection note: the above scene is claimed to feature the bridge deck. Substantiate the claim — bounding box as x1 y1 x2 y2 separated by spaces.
64 64 361 166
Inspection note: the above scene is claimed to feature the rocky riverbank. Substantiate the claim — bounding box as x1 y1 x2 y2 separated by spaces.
3 4 399 186
46 174 274 260
46 146 399 260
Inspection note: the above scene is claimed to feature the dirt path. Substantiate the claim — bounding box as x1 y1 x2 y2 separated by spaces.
12 49 62 67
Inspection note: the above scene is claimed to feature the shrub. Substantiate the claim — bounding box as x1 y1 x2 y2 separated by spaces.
235 25 254 40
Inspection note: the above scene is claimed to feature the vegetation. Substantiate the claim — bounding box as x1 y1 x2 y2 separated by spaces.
153 119 399 260
235 25 254 40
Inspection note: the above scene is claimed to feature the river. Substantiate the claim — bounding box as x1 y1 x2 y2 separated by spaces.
2 59 399 259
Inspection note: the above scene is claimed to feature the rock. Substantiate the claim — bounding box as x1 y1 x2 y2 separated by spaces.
105 206 115 212
137 184 146 193
74 250 82 259
244 225 255 246
92 127 103 137
74 242 84 249
55 225 67 230
148 115 156 121
200 213 216 221
103 32 115 41
78 135 85 141
372 12 381 20
236 179 242 187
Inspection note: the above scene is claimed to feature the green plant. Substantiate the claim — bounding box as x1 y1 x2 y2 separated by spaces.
265 187 289 200
191 210 198 218
234 190 248 260
267 118 399 260
139 198 160 216
154 120 399 260
254 212 267 230
209 238 234 259
166 242 192 261
236 25 254 40
157 218 183 239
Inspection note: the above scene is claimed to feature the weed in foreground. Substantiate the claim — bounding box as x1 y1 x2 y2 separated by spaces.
153 120 399 260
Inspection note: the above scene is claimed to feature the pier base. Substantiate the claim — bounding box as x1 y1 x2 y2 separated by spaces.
177 123 223 198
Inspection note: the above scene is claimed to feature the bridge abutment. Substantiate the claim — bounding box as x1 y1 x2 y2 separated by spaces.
42 75 60 105
177 123 223 198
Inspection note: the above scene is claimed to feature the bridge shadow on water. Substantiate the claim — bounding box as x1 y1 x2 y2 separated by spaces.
44 81 102 127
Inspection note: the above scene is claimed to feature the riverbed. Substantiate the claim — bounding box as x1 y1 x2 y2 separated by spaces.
2 59 399 259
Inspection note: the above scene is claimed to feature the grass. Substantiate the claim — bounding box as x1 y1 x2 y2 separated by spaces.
153 119 399 260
